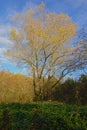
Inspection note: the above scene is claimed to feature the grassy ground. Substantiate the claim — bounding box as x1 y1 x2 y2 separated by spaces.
0 102 87 130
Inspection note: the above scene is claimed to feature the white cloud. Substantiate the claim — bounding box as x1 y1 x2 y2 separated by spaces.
0 48 7 63
0 25 10 35
0 48 6 52
0 37 12 45
0 24 12 47
0 24 12 65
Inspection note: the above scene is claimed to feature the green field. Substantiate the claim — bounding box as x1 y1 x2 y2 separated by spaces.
0 102 87 130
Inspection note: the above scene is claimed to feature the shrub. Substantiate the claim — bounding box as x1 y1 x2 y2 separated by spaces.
0 103 87 130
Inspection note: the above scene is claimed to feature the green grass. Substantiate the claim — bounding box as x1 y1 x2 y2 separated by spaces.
0 102 87 130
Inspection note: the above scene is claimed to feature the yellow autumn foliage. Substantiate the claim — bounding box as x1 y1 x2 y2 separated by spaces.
5 3 77 99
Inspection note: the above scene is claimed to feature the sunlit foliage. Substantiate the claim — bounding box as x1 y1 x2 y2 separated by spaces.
0 71 33 103
5 3 77 100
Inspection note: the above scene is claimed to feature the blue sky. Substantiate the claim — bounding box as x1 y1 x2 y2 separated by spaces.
0 0 87 74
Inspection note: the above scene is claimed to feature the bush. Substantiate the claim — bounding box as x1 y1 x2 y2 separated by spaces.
0 103 87 130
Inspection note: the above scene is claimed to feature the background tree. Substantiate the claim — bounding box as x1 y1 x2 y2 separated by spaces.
53 78 77 104
73 27 87 73
77 74 87 105
5 3 77 100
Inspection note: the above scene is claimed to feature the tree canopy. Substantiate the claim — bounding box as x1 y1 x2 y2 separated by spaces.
5 3 77 100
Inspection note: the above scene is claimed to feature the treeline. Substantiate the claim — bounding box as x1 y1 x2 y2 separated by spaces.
0 71 87 105
50 75 87 105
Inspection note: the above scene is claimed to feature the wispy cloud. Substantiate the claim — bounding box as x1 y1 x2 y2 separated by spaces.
0 24 12 67
0 37 12 45
0 48 8 66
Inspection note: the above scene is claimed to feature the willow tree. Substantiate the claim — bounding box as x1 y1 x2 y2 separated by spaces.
6 3 77 100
